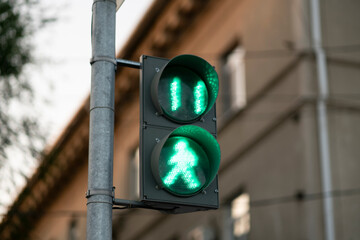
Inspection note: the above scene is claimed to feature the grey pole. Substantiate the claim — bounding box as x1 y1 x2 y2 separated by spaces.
87 0 116 239
309 1 335 240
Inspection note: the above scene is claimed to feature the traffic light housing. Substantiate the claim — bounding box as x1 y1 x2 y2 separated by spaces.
139 55 220 213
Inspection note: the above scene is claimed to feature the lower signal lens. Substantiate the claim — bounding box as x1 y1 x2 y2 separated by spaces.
158 136 209 196
151 125 221 197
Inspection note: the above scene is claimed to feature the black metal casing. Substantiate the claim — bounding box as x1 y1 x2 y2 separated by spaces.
139 55 219 214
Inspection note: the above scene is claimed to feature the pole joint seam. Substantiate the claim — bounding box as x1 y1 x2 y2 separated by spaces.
86 200 113 206
90 56 117 67
90 106 115 112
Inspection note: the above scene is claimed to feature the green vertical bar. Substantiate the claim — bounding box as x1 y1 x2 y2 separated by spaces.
194 81 206 114
170 77 181 111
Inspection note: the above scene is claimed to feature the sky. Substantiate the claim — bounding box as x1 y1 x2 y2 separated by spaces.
34 0 154 145
0 0 154 217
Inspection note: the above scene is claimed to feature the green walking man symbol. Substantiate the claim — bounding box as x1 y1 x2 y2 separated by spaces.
163 139 201 190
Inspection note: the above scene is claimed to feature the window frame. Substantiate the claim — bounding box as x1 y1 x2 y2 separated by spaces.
218 42 247 128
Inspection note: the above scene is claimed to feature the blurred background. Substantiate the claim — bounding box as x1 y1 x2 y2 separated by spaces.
0 0 152 215
0 0 359 239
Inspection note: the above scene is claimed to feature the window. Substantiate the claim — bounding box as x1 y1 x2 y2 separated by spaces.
223 193 250 240
219 45 246 124
231 194 250 239
68 219 78 240
187 226 216 240
128 147 140 200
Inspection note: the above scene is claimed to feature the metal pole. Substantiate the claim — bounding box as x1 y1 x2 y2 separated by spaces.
309 0 335 240
87 0 116 239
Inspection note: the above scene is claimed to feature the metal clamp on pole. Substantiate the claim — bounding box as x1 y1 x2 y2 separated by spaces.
86 188 114 198
90 56 117 66
90 56 117 71
86 189 114 206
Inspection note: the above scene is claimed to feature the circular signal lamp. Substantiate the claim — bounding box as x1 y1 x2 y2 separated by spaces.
151 55 219 123
151 125 221 196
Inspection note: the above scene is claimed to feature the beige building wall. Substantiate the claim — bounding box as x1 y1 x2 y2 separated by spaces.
31 165 88 240
114 0 360 239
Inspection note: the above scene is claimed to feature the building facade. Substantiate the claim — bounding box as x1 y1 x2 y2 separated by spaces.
1 0 359 239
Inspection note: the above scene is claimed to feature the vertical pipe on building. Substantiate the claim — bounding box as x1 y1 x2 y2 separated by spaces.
309 1 335 240
87 0 116 240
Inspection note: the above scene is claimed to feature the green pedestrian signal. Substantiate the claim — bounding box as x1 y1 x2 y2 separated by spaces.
140 55 220 213
152 125 220 197
152 55 219 123
161 137 203 193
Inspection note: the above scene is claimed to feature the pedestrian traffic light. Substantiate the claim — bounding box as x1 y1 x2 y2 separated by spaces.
140 55 220 213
